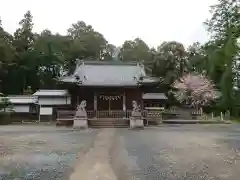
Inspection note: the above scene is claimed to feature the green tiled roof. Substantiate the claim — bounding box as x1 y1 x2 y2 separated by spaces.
60 60 158 86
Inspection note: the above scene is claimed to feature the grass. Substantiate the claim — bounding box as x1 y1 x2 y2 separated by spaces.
230 119 240 124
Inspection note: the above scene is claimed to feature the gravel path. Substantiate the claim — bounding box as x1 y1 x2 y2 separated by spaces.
69 128 116 180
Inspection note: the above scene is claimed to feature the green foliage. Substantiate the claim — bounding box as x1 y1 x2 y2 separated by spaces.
0 13 114 94
184 0 239 115
204 0 239 114
0 94 12 111
151 41 188 89
205 0 240 41
67 21 108 60
0 94 13 124
0 112 12 125
119 38 153 62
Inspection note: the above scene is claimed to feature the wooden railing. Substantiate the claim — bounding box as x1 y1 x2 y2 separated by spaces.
57 110 75 120
142 110 162 118
95 110 132 119
57 110 132 119
163 108 202 115
56 108 203 121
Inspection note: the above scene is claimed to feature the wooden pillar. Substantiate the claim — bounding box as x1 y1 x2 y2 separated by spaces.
77 95 79 106
94 92 97 111
123 92 126 111
141 92 144 109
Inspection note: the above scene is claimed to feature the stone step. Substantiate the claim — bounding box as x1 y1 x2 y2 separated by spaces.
89 119 129 128
90 125 128 128
91 125 128 128
90 122 128 125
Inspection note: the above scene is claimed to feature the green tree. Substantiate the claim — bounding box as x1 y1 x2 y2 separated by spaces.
187 42 206 73
0 18 15 93
119 38 152 62
67 21 107 60
7 11 36 94
101 44 117 61
205 0 240 41
204 0 240 113
34 30 65 88
152 41 188 88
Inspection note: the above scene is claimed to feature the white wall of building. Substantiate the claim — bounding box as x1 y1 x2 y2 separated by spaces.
40 107 53 115
12 105 30 113
38 96 71 105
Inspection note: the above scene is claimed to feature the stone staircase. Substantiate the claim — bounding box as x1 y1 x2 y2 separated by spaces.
88 118 129 128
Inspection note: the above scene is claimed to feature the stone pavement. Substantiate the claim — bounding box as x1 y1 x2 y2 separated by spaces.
69 128 117 180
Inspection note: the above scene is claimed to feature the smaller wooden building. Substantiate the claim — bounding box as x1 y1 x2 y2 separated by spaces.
3 95 39 121
7 95 38 113
142 93 167 108
33 89 71 119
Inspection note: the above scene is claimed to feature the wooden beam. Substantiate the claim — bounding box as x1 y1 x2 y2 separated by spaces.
94 92 97 111
123 92 126 111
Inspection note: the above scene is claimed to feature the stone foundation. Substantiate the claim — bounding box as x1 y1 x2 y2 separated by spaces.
130 111 143 128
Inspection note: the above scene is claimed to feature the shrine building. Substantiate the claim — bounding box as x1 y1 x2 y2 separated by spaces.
58 60 167 118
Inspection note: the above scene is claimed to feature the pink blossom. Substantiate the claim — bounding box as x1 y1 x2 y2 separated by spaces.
172 73 218 107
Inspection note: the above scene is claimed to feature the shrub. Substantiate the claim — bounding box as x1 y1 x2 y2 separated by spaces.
0 93 13 125
0 112 12 125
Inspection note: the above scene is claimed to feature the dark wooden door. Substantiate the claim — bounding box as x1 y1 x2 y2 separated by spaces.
97 93 123 111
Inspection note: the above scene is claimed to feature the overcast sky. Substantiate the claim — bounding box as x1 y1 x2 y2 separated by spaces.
0 0 216 48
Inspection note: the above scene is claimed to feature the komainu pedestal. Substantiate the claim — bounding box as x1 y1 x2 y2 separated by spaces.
73 100 88 129
130 101 144 129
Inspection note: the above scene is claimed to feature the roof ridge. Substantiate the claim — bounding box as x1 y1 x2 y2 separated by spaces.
7 95 36 98
77 60 143 66
36 89 67 92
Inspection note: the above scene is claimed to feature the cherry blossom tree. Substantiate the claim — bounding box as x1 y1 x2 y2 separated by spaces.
172 73 218 107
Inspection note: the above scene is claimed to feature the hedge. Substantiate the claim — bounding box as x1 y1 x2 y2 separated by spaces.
0 112 12 125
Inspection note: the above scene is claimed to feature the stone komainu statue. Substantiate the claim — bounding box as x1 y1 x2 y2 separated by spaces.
132 100 140 112
131 100 141 117
75 100 87 118
130 100 143 128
